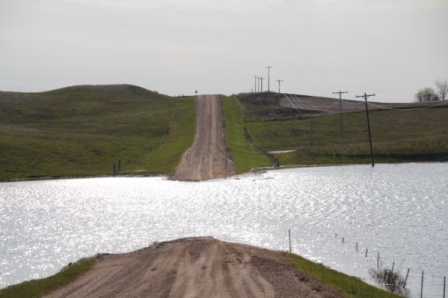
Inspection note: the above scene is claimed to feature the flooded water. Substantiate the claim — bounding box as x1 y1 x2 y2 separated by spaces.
1 163 447 297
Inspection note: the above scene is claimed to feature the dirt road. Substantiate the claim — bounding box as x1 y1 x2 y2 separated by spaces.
174 95 235 181
46 237 343 298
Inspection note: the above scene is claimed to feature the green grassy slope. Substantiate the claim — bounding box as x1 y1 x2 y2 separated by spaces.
2 85 445 180
0 258 95 298
222 96 271 173
291 254 401 298
245 106 448 165
0 85 195 180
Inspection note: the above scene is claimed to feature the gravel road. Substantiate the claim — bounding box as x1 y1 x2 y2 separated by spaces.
174 95 235 181
45 238 344 298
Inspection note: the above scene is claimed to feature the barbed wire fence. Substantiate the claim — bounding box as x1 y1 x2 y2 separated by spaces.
288 229 446 298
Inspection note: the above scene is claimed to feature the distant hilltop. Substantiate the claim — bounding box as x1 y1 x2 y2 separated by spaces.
236 91 448 118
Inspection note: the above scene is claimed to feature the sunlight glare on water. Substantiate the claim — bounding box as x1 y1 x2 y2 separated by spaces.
0 163 447 297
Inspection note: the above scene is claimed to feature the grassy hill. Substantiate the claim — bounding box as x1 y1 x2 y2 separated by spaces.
237 92 448 166
0 85 195 180
1 86 447 181
221 96 272 173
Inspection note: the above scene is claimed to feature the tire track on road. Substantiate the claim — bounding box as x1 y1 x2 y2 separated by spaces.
174 95 235 181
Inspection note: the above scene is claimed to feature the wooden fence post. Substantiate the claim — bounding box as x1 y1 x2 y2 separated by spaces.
377 252 380 268
288 229 292 253
420 270 424 298
443 276 446 298
404 268 410 289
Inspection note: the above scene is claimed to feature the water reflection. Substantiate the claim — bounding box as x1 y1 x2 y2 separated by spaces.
0 163 447 297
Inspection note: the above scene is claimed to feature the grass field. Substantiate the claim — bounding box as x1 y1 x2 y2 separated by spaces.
244 105 448 166
221 96 271 173
290 254 401 298
0 85 196 180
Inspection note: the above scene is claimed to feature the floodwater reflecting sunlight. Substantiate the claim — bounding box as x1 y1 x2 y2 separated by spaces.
1 163 447 297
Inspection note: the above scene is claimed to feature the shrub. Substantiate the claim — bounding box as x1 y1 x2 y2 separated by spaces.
369 266 410 297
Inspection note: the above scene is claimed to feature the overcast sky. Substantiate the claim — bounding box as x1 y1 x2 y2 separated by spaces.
1 0 447 102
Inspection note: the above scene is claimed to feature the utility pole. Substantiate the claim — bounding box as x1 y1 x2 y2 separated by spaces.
254 75 258 93
309 114 314 147
277 80 284 93
356 92 376 167
266 66 273 92
333 91 348 146
260 77 264 92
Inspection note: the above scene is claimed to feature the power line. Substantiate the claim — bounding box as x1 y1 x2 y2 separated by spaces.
356 92 376 167
333 91 348 145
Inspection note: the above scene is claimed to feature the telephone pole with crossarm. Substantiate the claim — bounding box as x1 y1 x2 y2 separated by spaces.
356 92 376 167
333 90 348 145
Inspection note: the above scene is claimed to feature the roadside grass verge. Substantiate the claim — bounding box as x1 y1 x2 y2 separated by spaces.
0 85 196 180
131 96 196 176
290 254 401 298
221 96 271 173
0 258 95 298
245 107 448 166
278 141 448 166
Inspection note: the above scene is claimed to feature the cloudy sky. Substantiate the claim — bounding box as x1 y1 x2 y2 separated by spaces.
1 0 447 102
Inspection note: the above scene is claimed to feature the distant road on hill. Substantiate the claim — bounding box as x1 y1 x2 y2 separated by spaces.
174 95 235 181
